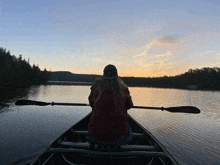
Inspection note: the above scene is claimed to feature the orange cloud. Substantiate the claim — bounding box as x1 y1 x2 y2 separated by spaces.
157 36 180 45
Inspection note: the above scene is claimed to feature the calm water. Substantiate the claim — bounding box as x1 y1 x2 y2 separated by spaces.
0 85 220 165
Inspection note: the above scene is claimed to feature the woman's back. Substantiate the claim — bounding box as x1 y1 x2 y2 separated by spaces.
88 65 133 143
90 78 129 114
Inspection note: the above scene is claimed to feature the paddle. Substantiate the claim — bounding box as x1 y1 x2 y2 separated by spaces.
15 100 90 106
133 105 200 114
15 100 200 114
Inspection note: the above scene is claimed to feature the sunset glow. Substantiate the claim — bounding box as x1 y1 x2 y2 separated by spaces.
1 0 220 77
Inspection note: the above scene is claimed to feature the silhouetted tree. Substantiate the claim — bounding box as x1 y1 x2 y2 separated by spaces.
0 47 50 91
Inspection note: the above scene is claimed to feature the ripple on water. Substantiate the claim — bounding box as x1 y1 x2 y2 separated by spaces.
129 108 220 165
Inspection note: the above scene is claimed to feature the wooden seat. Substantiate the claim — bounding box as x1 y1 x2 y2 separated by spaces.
60 142 156 151
71 130 145 138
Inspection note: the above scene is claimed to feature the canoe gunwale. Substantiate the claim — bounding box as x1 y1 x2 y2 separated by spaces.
128 114 178 165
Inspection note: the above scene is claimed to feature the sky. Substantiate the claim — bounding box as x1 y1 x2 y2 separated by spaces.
1 0 220 77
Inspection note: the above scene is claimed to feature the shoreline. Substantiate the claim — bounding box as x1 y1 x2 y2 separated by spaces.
47 81 220 91
47 81 93 86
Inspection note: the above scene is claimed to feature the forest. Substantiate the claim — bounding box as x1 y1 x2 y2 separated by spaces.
50 67 220 91
0 47 50 91
121 67 220 90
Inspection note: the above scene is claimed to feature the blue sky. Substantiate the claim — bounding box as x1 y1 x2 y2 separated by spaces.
1 0 220 77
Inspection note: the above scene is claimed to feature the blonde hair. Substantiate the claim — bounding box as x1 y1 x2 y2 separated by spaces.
93 77 128 106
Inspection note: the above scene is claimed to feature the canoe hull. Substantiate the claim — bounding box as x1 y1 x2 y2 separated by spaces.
30 112 178 165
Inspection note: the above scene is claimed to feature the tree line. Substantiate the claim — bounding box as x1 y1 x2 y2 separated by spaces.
121 67 220 90
2 44 217 91
49 67 220 91
0 47 50 91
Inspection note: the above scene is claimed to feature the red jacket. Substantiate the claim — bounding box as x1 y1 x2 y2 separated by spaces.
88 79 133 142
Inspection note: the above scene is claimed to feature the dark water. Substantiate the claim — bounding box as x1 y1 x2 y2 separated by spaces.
0 85 220 165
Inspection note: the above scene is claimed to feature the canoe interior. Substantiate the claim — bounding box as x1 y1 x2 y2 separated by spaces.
31 112 178 165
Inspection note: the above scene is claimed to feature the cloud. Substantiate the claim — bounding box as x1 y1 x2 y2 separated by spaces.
126 38 188 76
134 41 155 57
154 51 172 58
134 36 180 58
157 36 180 45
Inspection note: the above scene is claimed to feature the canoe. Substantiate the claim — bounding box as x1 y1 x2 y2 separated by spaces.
30 112 178 165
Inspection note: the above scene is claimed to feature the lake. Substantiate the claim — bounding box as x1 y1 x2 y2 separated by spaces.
0 85 220 165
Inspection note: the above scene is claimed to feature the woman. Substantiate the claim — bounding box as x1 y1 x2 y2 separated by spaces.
88 64 133 146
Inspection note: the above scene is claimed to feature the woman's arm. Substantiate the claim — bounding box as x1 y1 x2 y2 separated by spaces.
88 79 101 108
88 86 96 108
124 88 133 110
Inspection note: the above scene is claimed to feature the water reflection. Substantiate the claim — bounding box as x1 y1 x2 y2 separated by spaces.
27 85 91 103
0 85 220 165
129 87 196 107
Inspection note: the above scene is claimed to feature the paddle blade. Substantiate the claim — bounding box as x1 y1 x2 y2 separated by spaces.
15 100 51 106
165 106 200 114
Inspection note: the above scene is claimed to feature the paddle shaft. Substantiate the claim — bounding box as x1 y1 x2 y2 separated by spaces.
15 100 200 113
54 104 160 109
52 103 165 110
133 106 162 110
52 102 90 106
